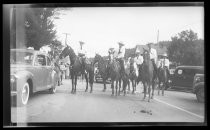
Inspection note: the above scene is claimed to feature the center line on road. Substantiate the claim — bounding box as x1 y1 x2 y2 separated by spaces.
154 98 204 119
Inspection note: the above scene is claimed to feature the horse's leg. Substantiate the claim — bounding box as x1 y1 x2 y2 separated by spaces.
85 73 88 92
123 79 126 96
143 82 146 100
102 78 106 92
111 80 114 96
74 75 77 94
118 79 121 95
116 80 119 96
128 79 130 92
162 82 165 96
151 79 155 99
158 80 160 95
148 82 151 102
71 74 74 94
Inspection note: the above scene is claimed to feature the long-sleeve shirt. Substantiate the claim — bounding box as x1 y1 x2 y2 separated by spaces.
161 58 170 69
149 48 157 63
117 46 125 59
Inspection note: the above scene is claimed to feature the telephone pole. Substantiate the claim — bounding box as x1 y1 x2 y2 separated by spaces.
157 29 159 44
63 33 70 46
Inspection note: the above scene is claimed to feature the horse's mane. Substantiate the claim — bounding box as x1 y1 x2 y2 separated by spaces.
63 46 77 65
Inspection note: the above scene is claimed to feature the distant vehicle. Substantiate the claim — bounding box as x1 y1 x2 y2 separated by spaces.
169 66 204 90
193 74 205 102
94 68 111 83
10 49 59 106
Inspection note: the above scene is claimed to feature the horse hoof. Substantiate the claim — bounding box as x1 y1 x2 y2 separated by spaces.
111 94 114 96
148 100 150 102
90 91 92 93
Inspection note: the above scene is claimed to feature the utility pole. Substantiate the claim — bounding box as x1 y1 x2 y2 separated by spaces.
157 29 159 44
63 33 70 46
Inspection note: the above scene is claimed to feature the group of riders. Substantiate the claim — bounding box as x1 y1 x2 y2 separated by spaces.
53 40 170 90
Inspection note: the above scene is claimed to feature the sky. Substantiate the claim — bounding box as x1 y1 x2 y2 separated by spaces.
53 7 204 57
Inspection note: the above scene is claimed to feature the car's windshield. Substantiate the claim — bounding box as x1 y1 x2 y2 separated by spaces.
10 50 34 65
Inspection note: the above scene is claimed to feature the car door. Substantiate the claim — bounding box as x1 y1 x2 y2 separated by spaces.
183 69 195 89
172 68 188 88
34 54 49 90
33 54 45 91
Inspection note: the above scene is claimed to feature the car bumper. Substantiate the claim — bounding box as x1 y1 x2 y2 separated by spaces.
11 91 17 96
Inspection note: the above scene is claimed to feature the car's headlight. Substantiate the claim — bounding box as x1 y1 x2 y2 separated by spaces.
10 75 18 83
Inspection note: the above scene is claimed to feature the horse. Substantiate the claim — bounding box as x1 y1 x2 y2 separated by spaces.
157 65 168 96
141 48 154 102
93 54 110 92
129 57 139 94
59 45 94 93
107 53 122 96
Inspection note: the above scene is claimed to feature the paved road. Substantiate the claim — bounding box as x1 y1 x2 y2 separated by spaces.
11 79 205 124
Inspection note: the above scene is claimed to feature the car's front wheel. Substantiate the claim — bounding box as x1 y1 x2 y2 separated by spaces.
17 82 30 107
196 87 204 103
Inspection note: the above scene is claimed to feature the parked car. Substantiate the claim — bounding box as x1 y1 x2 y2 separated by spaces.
94 68 111 83
193 74 205 102
10 49 59 106
169 66 204 90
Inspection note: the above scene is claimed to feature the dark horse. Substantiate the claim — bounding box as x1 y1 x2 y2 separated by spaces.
141 49 155 102
93 54 110 92
59 46 94 93
107 53 122 96
157 65 168 96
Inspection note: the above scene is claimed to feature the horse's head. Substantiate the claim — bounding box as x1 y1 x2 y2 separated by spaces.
59 46 70 59
93 53 101 64
142 48 150 63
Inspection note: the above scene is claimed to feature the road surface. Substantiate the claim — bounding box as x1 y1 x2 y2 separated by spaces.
11 79 205 125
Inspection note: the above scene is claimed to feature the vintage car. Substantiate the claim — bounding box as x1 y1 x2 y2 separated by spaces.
94 67 111 83
193 74 205 102
169 66 204 90
10 49 59 106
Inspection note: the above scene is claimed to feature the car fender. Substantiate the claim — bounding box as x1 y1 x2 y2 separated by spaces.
193 82 204 93
13 70 34 92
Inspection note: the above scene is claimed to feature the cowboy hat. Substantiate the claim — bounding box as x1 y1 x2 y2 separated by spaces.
118 42 124 46
79 41 85 45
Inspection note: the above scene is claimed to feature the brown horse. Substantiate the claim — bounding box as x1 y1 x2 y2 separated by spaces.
141 48 154 102
59 45 94 93
128 57 138 94
93 54 110 92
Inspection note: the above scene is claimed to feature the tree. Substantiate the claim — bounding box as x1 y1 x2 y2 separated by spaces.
167 30 204 66
24 8 57 50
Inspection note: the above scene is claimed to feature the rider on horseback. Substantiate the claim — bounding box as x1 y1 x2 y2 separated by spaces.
147 43 158 75
116 42 125 75
134 47 144 78
78 41 87 75
160 53 170 84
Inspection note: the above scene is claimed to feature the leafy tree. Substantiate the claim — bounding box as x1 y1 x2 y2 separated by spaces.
24 8 57 50
167 30 204 66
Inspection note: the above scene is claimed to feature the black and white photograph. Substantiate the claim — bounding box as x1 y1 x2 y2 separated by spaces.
4 3 205 127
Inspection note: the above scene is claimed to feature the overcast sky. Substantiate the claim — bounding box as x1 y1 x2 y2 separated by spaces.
53 7 204 57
